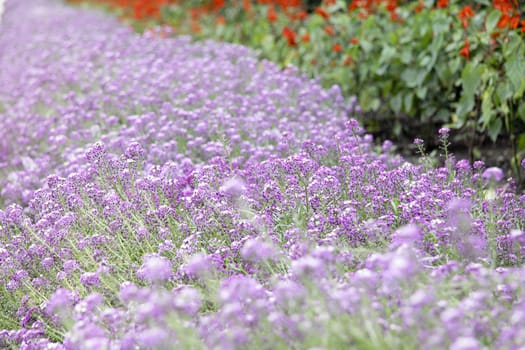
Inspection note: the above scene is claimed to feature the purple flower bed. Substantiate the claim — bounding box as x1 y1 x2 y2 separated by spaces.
0 0 525 349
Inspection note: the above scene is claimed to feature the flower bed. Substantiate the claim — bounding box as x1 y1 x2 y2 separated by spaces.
68 0 525 179
0 0 525 349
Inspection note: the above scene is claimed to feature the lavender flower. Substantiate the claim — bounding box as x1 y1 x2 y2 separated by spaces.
240 238 276 263
482 167 504 182
136 254 173 283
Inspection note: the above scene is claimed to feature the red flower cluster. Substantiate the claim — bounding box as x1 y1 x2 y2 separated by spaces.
436 0 448 8
348 0 402 22
459 38 470 60
282 26 297 46
458 5 474 29
493 0 520 30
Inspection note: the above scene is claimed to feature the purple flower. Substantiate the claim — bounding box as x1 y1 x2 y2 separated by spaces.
450 336 480 350
183 253 213 278
473 160 485 169
136 328 168 348
448 198 472 213
482 167 504 182
381 140 394 152
220 176 246 198
75 293 104 315
291 256 325 278
170 286 201 316
63 259 79 274
387 249 418 279
390 224 421 248
345 119 361 133
45 288 76 316
240 238 276 263
124 141 145 161
80 272 100 287
438 127 450 135
137 254 173 283
85 142 107 163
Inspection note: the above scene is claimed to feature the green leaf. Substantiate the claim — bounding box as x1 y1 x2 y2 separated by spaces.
401 68 418 87
435 109 450 122
261 35 275 52
435 64 452 85
370 98 381 111
283 50 297 67
379 45 396 64
428 33 443 69
461 62 482 98
359 40 373 54
419 55 431 67
496 82 513 103
422 105 437 119
448 57 462 74
514 78 525 100
400 50 413 64
404 92 414 112
518 104 525 123
487 118 502 142
505 56 525 92
401 68 426 88
485 10 500 33
416 86 428 99
456 95 475 124
518 132 525 152
390 93 403 114
503 34 523 59
481 88 495 128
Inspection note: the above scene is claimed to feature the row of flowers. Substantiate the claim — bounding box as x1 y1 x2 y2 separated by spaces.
69 0 525 182
1 0 525 348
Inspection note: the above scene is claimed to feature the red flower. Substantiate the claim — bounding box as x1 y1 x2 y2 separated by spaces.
350 37 359 44
458 6 474 19
267 6 278 22
497 14 510 28
315 7 330 20
509 14 520 30
357 12 368 20
302 33 310 43
242 0 251 12
459 39 470 60
324 26 335 36
282 26 297 46
295 11 308 20
458 5 474 28
348 1 359 11
493 0 515 15
522 20 525 33
212 0 225 11
333 43 342 53
436 0 448 8
343 55 354 66
385 0 397 12
216 16 226 25
390 10 402 22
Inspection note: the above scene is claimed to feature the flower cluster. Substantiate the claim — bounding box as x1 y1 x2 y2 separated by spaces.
0 0 524 349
